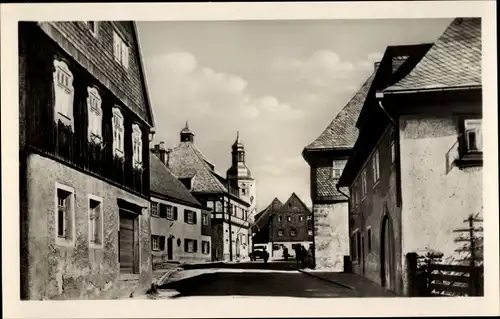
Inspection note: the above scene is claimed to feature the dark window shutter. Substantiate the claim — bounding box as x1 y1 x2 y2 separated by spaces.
207 241 210 253
173 207 178 220
159 236 166 251
194 240 198 252
184 239 188 252
193 211 197 224
159 204 166 218
184 210 188 223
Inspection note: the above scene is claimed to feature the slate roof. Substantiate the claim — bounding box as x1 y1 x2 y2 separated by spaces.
167 141 228 194
386 18 481 92
304 72 376 150
149 153 204 208
253 198 283 230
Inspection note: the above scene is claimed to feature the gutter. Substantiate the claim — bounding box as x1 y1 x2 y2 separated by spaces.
375 92 396 126
383 84 481 95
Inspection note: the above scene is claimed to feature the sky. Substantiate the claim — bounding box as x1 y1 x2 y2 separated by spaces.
137 18 453 212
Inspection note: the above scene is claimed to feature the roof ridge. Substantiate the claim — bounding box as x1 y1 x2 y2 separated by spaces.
187 142 228 193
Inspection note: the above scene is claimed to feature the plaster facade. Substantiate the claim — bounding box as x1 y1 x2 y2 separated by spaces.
22 153 152 300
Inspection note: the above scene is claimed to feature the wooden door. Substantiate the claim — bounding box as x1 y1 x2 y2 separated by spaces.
119 214 135 273
381 215 394 290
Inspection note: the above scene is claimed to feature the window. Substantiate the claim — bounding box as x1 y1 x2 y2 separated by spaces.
299 215 304 222
202 213 208 226
151 202 159 217
89 196 103 247
53 59 74 130
351 182 358 207
308 230 313 236
87 87 102 143
167 205 177 220
241 188 247 196
390 130 396 164
277 215 283 223
132 124 143 169
55 184 74 246
215 201 222 212
184 239 198 253
332 160 347 179
277 229 284 237
464 119 482 153
185 210 196 224
230 204 235 216
287 216 292 222
202 241 210 254
290 228 297 236
367 227 372 253
85 21 98 37
206 201 214 210
351 229 360 261
112 107 124 158
372 150 380 184
361 170 367 198
113 31 129 69
152 235 160 251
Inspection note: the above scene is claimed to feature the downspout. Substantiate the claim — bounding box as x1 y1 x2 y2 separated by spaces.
375 92 396 126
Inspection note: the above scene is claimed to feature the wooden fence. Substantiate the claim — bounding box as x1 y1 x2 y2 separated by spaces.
407 253 484 297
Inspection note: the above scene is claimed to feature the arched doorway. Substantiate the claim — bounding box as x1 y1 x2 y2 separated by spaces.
380 214 395 290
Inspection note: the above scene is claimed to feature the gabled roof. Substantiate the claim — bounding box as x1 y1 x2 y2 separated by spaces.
304 72 376 151
150 153 204 209
167 141 228 194
385 18 481 92
253 198 283 230
131 22 155 128
279 193 312 214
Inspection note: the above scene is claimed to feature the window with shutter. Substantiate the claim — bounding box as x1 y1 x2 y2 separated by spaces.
89 197 103 247
159 204 167 218
372 150 380 184
166 205 174 220
184 239 188 252
192 211 197 224
113 32 121 62
113 30 129 69
53 60 74 130
173 207 178 220
159 236 166 251
151 202 159 217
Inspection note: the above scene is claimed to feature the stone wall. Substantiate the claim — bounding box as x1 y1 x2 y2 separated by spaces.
22 153 152 300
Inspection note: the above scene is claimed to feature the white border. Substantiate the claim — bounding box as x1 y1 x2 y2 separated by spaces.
2 1 498 318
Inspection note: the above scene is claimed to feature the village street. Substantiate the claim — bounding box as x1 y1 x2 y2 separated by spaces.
148 260 396 299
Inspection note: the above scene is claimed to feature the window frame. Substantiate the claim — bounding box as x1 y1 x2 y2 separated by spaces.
85 21 99 37
132 124 143 169
332 159 347 179
152 235 160 251
277 214 283 223
457 116 483 167
55 183 75 247
53 59 75 131
372 149 380 185
151 201 159 217
88 194 104 249
277 229 284 237
112 107 125 158
361 170 367 200
290 228 297 237
113 30 129 69
202 213 208 226
87 86 103 144
299 215 304 222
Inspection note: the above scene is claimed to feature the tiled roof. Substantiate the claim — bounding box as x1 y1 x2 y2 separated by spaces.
254 198 283 229
167 141 228 194
149 153 203 208
386 18 481 92
304 72 376 150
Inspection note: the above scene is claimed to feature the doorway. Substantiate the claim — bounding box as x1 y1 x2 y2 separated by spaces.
167 237 173 260
119 210 138 274
380 214 394 290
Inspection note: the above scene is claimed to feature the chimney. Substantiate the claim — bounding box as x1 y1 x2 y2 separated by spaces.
166 148 172 168
374 61 381 72
152 142 168 166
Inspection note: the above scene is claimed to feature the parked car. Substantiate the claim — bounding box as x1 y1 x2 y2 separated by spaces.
250 245 268 261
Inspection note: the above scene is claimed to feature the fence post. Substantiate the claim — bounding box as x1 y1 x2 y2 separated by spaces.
406 253 418 296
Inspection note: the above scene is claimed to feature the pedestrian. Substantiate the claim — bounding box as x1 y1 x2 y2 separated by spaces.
263 247 269 264
294 244 302 268
300 245 307 268
283 246 289 261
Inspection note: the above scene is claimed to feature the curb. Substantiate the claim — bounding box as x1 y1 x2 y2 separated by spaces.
298 269 355 290
154 268 182 286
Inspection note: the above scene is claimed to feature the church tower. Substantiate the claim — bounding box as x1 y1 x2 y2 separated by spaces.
226 132 257 223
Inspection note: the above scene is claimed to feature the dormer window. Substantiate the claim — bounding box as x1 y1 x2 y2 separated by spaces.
85 21 98 37
113 31 129 69
132 124 143 169
53 59 74 130
332 160 347 179
87 87 102 144
112 107 124 158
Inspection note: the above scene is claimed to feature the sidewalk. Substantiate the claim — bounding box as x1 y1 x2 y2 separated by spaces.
299 269 398 297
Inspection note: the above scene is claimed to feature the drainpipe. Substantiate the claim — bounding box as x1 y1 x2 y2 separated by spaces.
375 92 396 126
337 184 352 272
